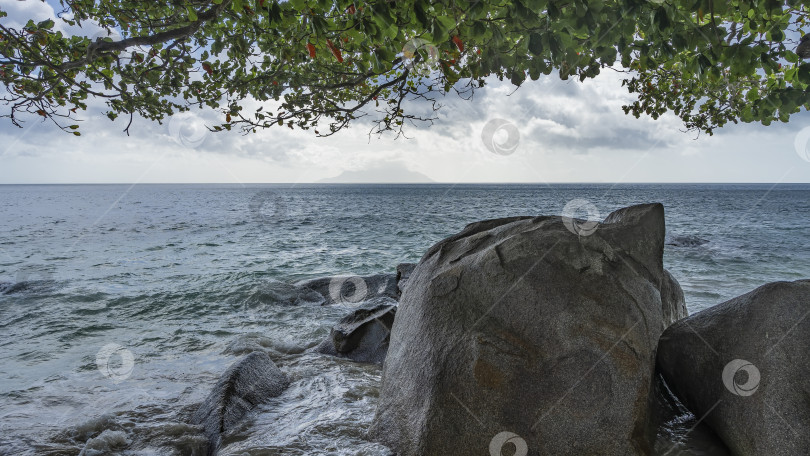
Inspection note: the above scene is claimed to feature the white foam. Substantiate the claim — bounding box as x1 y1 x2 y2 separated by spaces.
78 429 130 455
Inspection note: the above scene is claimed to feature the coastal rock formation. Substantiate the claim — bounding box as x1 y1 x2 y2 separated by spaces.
316 297 397 364
657 280 810 455
661 269 688 328
370 203 674 455
191 351 288 456
295 273 398 305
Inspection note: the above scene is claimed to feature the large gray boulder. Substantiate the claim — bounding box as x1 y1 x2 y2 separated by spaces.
295 273 398 305
370 204 675 456
316 296 397 364
191 351 288 455
657 280 810 455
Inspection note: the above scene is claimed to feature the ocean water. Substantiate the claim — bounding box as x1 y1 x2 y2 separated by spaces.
0 183 808 455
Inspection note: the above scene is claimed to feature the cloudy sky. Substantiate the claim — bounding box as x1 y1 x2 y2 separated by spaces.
2 0 810 184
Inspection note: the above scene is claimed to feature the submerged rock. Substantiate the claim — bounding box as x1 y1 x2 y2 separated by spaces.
191 351 288 456
79 429 130 456
249 279 326 306
665 234 709 247
295 273 398 305
657 280 810 455
371 203 675 455
316 297 397 364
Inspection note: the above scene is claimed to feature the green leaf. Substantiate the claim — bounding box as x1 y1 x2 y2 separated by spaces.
528 33 543 56
766 29 784 42
414 2 430 29
471 21 487 39
798 63 810 85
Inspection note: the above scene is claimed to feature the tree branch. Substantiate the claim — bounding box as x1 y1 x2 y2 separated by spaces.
59 0 231 71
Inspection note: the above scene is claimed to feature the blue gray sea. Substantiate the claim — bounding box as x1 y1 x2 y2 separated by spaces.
0 183 808 455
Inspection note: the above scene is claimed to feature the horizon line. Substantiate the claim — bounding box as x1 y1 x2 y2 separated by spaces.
1 181 810 185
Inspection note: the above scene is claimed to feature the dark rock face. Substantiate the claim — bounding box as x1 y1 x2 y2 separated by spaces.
191 351 288 456
316 297 397 364
370 204 674 456
661 269 688 328
657 280 810 456
395 263 417 297
295 273 398 305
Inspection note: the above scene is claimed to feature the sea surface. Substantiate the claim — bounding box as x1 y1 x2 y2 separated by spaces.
0 183 808 455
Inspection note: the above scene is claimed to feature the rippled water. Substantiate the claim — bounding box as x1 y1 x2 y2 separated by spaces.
0 184 808 455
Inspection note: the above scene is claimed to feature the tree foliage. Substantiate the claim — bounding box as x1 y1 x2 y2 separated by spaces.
0 0 808 137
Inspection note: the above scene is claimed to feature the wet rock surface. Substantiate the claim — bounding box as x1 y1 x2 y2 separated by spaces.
295 273 398 305
316 297 397 365
191 351 288 456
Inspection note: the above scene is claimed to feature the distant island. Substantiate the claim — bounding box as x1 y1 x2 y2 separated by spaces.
318 163 434 184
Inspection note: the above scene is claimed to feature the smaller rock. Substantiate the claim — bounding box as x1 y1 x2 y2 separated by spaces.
0 281 35 295
395 263 417 297
222 334 291 357
191 351 288 456
296 273 398 305
665 234 709 247
316 297 397 364
248 279 325 306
